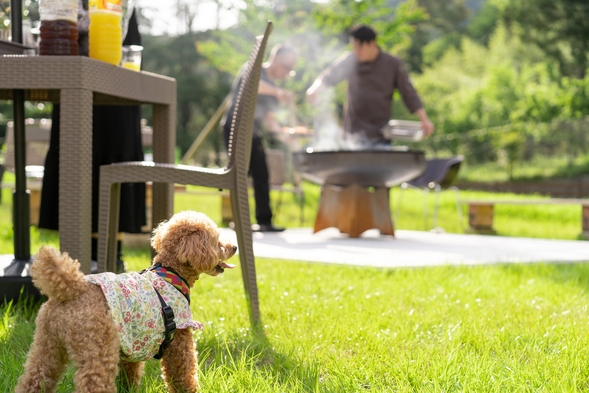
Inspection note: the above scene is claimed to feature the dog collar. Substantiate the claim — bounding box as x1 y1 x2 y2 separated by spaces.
144 263 191 304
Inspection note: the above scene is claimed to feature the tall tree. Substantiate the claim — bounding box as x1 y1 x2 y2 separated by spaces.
500 0 589 78
395 0 470 73
175 0 201 34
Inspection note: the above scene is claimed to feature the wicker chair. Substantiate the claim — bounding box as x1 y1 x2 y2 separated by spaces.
96 21 273 325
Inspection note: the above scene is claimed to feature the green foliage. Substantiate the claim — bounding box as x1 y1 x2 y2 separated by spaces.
399 0 471 73
492 130 525 180
313 0 427 53
412 22 589 142
411 116 589 180
499 0 589 79
421 31 461 68
142 32 232 156
466 0 500 45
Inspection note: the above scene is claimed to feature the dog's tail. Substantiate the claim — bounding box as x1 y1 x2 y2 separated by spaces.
31 246 88 302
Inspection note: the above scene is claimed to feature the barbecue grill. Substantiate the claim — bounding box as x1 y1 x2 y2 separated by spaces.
293 148 426 237
293 148 426 187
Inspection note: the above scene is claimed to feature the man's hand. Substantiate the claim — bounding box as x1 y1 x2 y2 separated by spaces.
276 88 293 104
259 80 293 104
306 90 318 105
415 108 434 138
306 79 324 104
263 112 282 134
421 118 434 138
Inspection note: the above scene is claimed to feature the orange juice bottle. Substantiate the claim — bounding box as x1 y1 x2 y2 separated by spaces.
88 0 123 65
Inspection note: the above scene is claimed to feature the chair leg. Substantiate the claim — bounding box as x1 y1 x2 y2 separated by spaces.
97 177 121 273
422 187 430 230
433 184 441 230
229 187 260 325
451 186 464 229
394 183 406 222
299 189 304 227
106 184 121 272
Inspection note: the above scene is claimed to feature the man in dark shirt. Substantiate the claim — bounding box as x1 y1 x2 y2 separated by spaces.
222 44 296 232
306 25 434 145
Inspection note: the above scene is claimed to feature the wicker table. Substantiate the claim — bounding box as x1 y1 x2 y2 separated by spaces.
0 56 176 273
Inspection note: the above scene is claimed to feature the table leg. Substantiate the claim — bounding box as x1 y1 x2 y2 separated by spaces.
59 89 93 272
151 103 175 228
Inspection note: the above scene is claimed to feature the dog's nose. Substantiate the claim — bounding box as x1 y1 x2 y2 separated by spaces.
232 245 237 253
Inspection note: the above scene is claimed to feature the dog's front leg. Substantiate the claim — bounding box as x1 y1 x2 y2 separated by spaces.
161 329 199 392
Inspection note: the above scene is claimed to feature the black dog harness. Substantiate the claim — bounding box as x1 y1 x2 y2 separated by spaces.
140 263 191 359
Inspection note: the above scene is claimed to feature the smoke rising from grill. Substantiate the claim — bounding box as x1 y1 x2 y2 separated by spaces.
309 88 391 152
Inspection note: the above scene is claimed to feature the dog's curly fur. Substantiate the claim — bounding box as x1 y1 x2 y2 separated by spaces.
15 211 236 393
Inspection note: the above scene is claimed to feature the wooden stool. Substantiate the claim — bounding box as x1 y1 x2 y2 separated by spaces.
314 183 394 238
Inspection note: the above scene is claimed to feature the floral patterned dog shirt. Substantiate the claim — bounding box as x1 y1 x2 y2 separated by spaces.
86 270 203 362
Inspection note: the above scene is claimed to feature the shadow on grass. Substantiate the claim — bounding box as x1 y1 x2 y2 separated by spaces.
198 324 320 390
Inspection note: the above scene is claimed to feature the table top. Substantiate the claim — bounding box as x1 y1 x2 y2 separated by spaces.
0 56 176 105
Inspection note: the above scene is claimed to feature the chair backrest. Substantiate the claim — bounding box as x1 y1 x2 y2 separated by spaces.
438 156 463 189
408 155 464 189
225 22 273 175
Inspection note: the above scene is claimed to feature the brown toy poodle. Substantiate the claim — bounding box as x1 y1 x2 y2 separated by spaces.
16 210 236 393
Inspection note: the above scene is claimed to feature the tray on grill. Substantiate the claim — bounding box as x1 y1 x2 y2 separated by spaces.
382 119 423 141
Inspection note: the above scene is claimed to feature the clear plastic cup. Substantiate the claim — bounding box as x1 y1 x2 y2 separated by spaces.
121 44 142 71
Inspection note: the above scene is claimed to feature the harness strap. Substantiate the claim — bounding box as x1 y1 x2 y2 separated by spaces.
145 262 191 303
139 264 181 360
152 286 176 360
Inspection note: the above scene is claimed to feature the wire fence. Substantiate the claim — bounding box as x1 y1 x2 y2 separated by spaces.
412 117 589 168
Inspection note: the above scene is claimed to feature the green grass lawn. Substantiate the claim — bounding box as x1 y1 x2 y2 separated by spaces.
2 185 589 392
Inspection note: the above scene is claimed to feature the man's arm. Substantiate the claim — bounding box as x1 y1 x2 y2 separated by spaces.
306 51 353 104
259 80 293 104
395 58 434 138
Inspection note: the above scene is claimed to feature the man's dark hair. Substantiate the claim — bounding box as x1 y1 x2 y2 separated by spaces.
350 25 377 43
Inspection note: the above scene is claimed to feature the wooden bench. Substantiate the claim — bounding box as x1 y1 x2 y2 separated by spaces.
461 198 589 237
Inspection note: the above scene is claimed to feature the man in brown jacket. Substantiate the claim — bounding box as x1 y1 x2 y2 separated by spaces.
306 25 434 146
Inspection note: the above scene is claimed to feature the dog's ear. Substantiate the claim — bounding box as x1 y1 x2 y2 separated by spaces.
150 220 167 254
176 229 218 272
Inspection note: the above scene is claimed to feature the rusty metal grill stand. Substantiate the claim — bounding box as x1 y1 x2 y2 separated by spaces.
314 184 394 238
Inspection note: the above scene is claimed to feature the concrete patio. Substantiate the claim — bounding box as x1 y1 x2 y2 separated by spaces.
219 228 589 267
